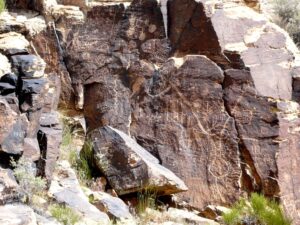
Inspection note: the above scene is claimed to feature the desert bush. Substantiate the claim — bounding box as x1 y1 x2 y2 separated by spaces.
10 157 46 204
222 193 292 225
136 188 158 215
77 140 93 182
0 0 5 13
49 204 81 225
272 0 300 46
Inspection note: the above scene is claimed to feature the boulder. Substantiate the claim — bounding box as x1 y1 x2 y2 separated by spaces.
50 5 85 24
0 97 28 154
37 112 62 180
0 204 37 225
0 11 46 37
19 78 48 113
23 138 41 161
11 55 46 78
49 161 110 224
0 32 29 55
0 168 19 204
89 126 188 196
0 82 15 95
58 0 88 8
0 12 27 34
0 54 11 78
0 73 18 86
85 188 132 220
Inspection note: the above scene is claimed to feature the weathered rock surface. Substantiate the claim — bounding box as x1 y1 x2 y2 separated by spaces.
35 214 60 225
0 97 28 154
2 0 300 224
166 208 219 225
0 204 37 225
0 168 18 204
84 188 132 220
11 55 46 78
0 32 29 55
37 111 62 180
47 0 300 223
0 54 11 77
90 126 188 196
0 8 62 187
49 161 110 224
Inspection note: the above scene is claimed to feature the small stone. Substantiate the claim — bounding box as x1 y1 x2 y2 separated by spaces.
148 24 157 33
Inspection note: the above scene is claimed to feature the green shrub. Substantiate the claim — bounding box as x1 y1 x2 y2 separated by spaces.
49 204 81 225
272 0 300 46
222 193 292 225
0 0 5 13
10 157 46 204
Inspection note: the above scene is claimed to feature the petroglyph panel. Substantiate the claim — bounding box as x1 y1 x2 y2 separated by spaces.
129 55 241 208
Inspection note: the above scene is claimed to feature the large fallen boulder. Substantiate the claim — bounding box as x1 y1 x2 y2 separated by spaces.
89 126 188 196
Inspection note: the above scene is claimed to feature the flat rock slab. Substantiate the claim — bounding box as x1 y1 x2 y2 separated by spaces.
90 126 188 196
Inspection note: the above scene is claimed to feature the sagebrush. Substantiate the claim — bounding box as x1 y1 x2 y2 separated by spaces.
10 157 46 204
272 0 300 46
49 204 81 225
223 193 292 225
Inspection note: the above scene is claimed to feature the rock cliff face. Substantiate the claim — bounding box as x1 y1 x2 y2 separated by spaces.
0 10 62 180
1 0 300 224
